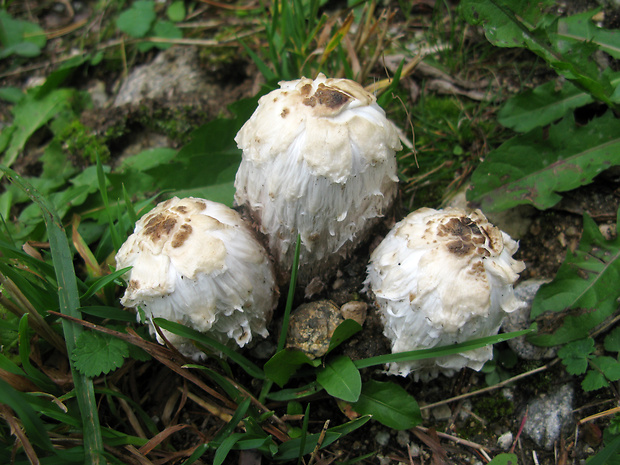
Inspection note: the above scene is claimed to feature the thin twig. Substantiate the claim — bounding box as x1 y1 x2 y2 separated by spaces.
414 425 490 453
421 359 559 411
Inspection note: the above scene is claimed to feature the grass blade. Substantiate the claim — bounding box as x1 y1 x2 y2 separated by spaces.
0 165 105 464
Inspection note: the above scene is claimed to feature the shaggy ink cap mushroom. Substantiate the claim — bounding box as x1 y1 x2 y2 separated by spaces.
365 207 525 381
234 73 402 287
115 197 278 359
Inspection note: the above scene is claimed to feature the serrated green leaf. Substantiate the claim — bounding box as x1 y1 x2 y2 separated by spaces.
72 332 129 377
350 380 421 430
592 356 620 382
460 2 618 105
557 9 620 59
528 208 620 346
316 356 361 402
459 0 556 50
605 327 620 353
497 75 620 132
558 338 594 375
138 20 182 52
467 113 620 212
116 0 156 38
582 369 608 392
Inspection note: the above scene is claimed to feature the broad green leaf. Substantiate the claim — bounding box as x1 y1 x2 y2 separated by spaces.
467 113 620 212
605 327 620 353
586 433 620 465
316 356 361 402
264 349 320 387
350 380 421 430
72 331 130 377
0 86 24 103
2 88 74 168
497 75 620 132
529 208 620 346
460 1 617 104
459 0 556 50
118 147 177 172
557 337 594 375
116 0 156 38
326 319 362 354
0 10 46 58
167 1 186 22
488 453 519 465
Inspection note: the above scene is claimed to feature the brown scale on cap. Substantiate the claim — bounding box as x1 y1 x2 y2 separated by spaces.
438 216 492 258
303 83 351 109
171 224 193 248
143 214 178 241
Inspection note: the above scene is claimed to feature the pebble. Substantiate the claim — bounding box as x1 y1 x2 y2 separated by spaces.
286 300 344 358
375 430 391 446
431 404 452 421
523 384 574 450
114 46 213 106
340 301 367 326
503 278 557 360
497 431 513 450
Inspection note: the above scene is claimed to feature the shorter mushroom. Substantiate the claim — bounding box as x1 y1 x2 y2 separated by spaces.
365 207 525 381
115 197 278 359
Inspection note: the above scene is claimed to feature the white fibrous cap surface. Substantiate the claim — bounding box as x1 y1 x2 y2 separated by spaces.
234 73 402 284
115 197 278 359
365 207 526 381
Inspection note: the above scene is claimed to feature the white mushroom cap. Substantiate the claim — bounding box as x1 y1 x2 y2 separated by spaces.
234 73 402 286
115 197 278 359
365 207 525 381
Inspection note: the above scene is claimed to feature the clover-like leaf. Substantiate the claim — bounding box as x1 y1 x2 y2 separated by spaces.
72 331 129 377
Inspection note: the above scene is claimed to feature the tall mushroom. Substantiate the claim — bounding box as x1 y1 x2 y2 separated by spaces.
234 73 402 288
365 207 525 381
115 197 278 359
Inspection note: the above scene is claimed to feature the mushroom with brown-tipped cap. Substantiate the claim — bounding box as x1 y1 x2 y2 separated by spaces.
234 73 402 289
115 196 279 359
365 207 526 381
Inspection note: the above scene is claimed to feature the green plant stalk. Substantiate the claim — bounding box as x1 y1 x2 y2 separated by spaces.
260 234 301 403
353 330 532 369
0 165 105 464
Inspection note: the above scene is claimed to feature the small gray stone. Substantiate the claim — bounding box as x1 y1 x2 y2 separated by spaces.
503 278 557 360
523 384 574 450
431 403 452 421
114 46 213 106
497 431 513 450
